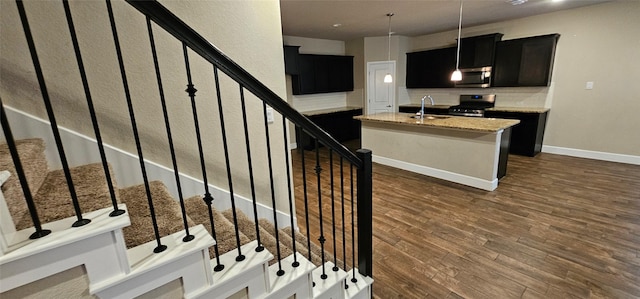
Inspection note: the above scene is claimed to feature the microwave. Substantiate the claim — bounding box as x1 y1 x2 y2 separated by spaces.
454 66 492 88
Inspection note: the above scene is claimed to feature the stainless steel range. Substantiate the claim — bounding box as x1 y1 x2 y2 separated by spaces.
449 94 496 117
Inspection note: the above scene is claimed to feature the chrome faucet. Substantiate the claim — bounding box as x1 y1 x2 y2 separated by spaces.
419 95 435 119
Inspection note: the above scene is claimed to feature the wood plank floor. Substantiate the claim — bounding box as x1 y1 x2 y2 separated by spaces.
292 146 640 298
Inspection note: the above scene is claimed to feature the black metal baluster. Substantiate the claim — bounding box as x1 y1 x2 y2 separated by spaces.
213 66 244 261
0 100 51 239
315 139 327 279
16 0 90 228
299 128 312 263
263 102 284 276
106 1 165 253
350 163 357 282
282 116 299 267
329 150 338 271
182 44 224 270
239 86 264 253
62 0 123 218
340 156 348 289
146 18 193 242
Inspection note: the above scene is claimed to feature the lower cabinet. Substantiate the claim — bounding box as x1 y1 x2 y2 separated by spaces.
484 110 549 156
296 108 362 150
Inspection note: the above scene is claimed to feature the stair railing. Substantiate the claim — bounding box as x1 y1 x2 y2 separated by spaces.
3 0 373 282
125 0 374 279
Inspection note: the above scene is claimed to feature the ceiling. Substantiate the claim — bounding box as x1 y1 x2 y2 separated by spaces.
280 0 611 41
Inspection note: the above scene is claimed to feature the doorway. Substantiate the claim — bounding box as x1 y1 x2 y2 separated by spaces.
366 61 396 114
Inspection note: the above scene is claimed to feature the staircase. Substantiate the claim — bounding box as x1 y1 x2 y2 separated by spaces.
0 0 373 297
0 137 372 298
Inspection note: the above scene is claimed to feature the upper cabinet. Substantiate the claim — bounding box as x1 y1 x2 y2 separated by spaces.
284 46 300 75
284 46 354 95
406 47 457 88
492 34 560 87
458 33 503 69
406 33 502 89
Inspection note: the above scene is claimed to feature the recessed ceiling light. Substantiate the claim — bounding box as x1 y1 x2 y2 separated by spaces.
332 23 342 28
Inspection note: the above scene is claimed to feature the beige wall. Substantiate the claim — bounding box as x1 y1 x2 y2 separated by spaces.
363 1 639 157
362 35 412 109
345 37 365 108
0 0 290 209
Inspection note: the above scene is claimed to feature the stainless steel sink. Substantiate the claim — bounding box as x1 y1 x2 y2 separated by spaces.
411 114 450 120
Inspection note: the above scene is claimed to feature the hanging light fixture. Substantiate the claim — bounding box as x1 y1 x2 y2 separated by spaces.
384 13 394 83
451 0 463 81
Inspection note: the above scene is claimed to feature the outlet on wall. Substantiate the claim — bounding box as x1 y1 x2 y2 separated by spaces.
586 81 594 90
266 107 274 123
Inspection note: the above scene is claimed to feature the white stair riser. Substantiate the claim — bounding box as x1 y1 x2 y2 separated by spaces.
264 272 313 299
192 263 269 299
95 250 213 299
1 229 128 293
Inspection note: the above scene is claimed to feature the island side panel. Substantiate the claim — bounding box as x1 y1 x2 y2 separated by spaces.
361 121 501 190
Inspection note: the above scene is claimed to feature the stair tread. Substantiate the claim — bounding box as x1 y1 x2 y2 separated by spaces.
184 196 250 258
280 226 342 269
0 138 48 228
222 209 290 266
119 181 195 248
13 162 117 230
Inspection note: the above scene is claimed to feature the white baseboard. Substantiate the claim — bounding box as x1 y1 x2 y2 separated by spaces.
372 155 498 191
2 106 295 228
542 145 640 165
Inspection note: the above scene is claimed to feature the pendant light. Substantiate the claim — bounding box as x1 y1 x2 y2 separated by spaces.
383 13 394 83
451 0 463 81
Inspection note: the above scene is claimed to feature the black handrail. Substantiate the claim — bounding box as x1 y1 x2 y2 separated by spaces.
124 1 362 169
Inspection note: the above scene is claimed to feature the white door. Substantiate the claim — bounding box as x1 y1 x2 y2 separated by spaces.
367 61 396 114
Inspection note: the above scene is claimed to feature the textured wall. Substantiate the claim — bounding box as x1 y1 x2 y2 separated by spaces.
0 0 291 211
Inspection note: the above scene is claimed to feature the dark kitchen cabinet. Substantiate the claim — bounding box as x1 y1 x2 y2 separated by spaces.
284 46 300 75
290 54 354 95
459 33 503 69
296 108 363 150
492 34 560 87
484 110 549 156
406 47 457 88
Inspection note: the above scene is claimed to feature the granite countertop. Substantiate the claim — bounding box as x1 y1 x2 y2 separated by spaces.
398 104 452 109
355 112 520 133
486 107 550 113
302 106 362 116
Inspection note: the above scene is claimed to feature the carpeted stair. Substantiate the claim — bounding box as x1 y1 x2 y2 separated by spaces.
183 195 251 259
2 138 340 288
0 138 48 229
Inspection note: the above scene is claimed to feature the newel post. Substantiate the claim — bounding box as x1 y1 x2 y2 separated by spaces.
356 149 373 277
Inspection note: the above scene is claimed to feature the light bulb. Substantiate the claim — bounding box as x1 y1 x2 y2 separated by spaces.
451 69 462 81
384 73 393 83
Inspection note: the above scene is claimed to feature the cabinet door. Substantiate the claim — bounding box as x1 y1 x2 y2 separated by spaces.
406 47 456 88
484 111 548 156
284 46 300 75
292 55 316 95
314 56 330 92
459 33 503 69
493 34 559 87
518 36 558 86
493 40 523 87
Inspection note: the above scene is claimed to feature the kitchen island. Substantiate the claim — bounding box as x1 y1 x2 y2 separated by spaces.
355 113 520 191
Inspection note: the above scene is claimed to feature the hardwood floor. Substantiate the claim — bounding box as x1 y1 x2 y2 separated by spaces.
292 146 640 298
